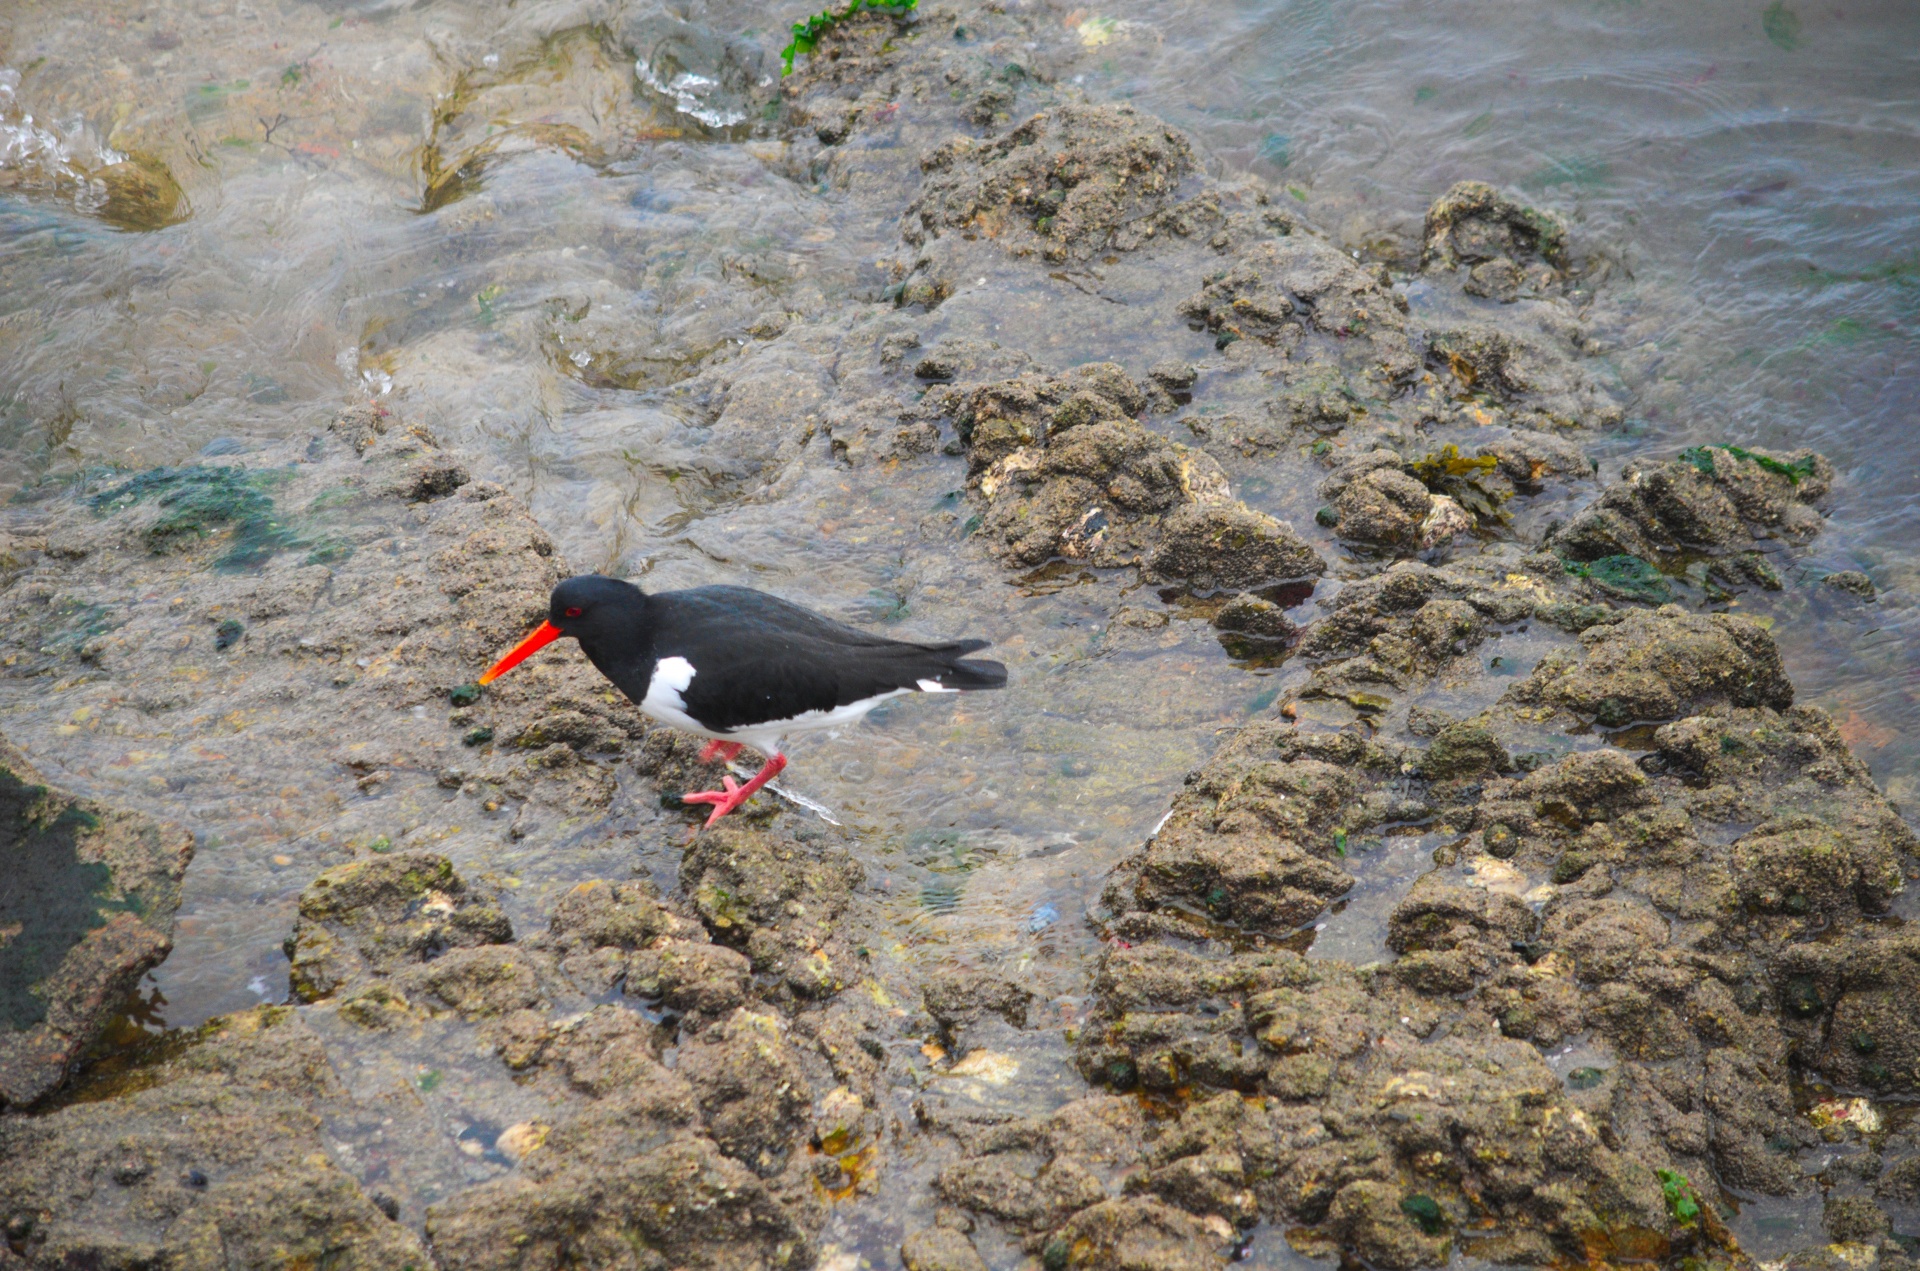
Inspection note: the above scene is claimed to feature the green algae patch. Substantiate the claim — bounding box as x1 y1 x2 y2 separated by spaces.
1564 554 1673 604
90 465 301 570
1679 444 1818 485
1655 1168 1701 1226
782 0 918 74
1400 1193 1446 1235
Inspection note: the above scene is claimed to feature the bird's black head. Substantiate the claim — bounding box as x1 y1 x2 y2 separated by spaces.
480 574 648 685
547 574 648 641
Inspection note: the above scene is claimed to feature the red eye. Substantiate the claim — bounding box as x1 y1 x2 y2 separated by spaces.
563 606 583 618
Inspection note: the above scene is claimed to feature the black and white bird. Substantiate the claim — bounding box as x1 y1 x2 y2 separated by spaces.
478 575 1008 826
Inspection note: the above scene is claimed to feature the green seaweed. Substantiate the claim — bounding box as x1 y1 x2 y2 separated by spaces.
1564 554 1673 604
781 0 918 75
1407 444 1511 524
1762 0 1801 50
1655 1168 1701 1226
1400 1193 1446 1235
1678 443 1816 485
90 466 301 571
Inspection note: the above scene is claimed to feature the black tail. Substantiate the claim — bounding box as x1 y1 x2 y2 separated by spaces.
944 657 1008 690
925 638 1008 691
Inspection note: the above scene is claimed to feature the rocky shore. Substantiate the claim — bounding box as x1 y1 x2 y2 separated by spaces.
0 1 1910 1269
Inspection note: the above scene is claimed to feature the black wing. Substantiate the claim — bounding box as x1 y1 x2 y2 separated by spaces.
653 586 1006 732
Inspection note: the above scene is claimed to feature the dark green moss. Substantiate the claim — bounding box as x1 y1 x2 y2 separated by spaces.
1782 975 1824 1018
90 466 301 571
1400 1193 1446 1235
0 769 131 1030
1564 554 1673 605
1551 851 1594 885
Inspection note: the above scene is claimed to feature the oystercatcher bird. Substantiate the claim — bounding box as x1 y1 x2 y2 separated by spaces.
479 575 1008 826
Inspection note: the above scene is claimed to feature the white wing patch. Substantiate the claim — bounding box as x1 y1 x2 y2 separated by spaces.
642 656 697 715
917 678 958 693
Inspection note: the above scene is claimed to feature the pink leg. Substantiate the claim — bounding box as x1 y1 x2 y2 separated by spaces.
681 753 788 828
698 739 744 764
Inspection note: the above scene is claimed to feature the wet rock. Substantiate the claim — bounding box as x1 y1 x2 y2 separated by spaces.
0 1006 428 1267
0 734 193 1108
1512 606 1791 723
623 940 753 1022
1144 502 1324 591
1825 569 1876 598
285 852 513 1002
933 362 1322 587
1211 592 1299 646
901 1225 990 1271
676 1007 812 1176
934 1096 1148 1237
1419 720 1511 780
1824 1194 1891 1244
1775 934 1920 1095
422 1000 817 1267
1426 325 1622 430
1329 1180 1451 1270
1422 181 1567 289
511 707 629 753
1320 452 1433 550
1104 725 1383 939
682 823 863 1001
398 944 551 1019
923 971 1034 1046
402 457 470 502
907 104 1199 262
1185 234 1413 355
1553 445 1831 574
1291 560 1546 703
1045 1197 1229 1271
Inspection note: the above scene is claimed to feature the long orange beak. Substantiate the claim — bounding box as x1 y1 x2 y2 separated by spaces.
479 620 563 685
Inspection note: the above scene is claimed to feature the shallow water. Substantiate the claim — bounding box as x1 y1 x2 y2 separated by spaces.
2 0 1918 1260
1099 0 1920 797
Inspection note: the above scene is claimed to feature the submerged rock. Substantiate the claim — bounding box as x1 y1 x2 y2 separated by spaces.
907 104 1199 263
1422 180 1568 299
0 735 193 1109
926 362 1324 591
1553 445 1831 585
0 1007 429 1267
285 852 514 1003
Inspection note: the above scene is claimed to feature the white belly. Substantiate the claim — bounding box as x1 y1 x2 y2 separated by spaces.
637 656 919 754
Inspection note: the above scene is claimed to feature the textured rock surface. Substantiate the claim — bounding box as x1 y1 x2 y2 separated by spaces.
0 736 193 1109
0 1 1907 1268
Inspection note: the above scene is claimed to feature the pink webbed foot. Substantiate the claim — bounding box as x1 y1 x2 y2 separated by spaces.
698 739 744 764
681 753 787 829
